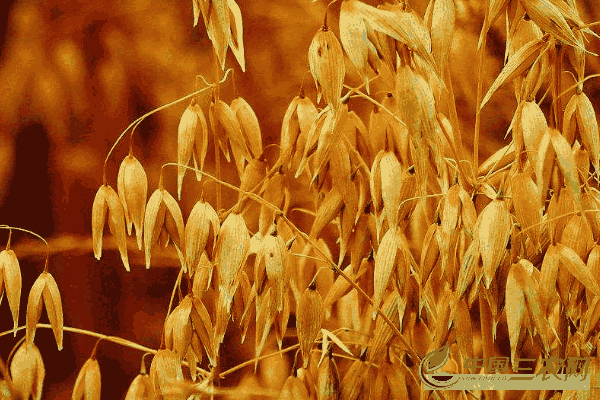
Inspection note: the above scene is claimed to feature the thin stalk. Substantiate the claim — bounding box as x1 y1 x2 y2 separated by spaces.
161 266 185 350
0 226 50 272
473 28 488 182
0 324 154 355
219 344 300 378
102 69 233 184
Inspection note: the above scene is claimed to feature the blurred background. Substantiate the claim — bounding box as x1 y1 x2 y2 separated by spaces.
0 0 600 398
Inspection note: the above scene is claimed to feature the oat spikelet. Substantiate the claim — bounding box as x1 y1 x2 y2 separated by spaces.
227 0 245 72
0 247 22 335
72 358 101 400
254 287 277 370
279 374 309 399
475 198 511 288
505 261 528 366
231 97 263 159
91 184 129 271
190 296 216 366
339 0 379 90
215 212 250 308
124 373 153 400
10 342 44 400
378 152 402 231
297 283 324 369
520 100 547 170
149 350 183 400
26 272 63 350
308 23 345 112
256 234 288 312
177 102 199 200
164 296 193 357
185 200 219 272
143 188 186 270
373 229 400 317
204 0 230 71
511 171 541 249
576 93 600 175
426 0 456 76
556 243 600 297
117 155 148 250
519 0 583 50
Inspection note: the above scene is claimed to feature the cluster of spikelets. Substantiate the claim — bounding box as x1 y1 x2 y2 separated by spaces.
90 0 600 398
0 229 64 400
7 0 600 398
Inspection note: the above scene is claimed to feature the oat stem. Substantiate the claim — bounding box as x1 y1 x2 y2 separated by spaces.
0 225 50 272
6 336 26 371
102 69 233 183
0 324 153 356
161 162 422 362
473 27 488 182
161 266 185 350
436 114 473 190
219 344 300 378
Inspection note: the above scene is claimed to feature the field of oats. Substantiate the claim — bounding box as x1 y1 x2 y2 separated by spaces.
3 0 600 399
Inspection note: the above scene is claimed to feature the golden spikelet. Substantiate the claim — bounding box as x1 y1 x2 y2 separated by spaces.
297 283 324 369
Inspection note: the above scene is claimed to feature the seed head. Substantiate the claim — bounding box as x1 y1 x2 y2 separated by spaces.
279 374 309 400
26 271 63 350
211 99 252 176
373 229 401 316
0 248 22 335
185 200 219 273
10 342 44 400
164 296 193 356
189 296 217 366
117 155 148 250
297 284 323 369
255 234 288 312
339 0 379 90
124 373 153 400
254 287 277 369
149 350 184 400
91 184 130 271
72 358 101 400
308 25 345 112
177 101 208 200
144 188 186 270
192 253 214 297
231 97 263 159
215 212 250 292
475 199 512 288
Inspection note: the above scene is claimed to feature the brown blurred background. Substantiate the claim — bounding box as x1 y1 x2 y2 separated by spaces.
1 0 600 398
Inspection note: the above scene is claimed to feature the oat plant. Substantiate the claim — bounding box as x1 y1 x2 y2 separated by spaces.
4 0 600 399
